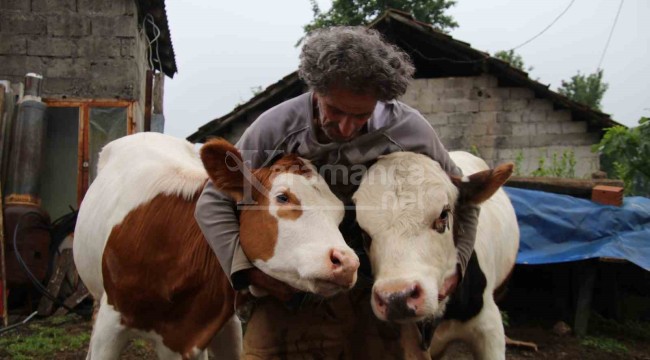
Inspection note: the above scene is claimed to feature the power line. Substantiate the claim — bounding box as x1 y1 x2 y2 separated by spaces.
509 0 576 51
597 0 624 71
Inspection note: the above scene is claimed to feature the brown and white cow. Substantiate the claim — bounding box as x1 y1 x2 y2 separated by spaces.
73 132 359 360
353 151 518 360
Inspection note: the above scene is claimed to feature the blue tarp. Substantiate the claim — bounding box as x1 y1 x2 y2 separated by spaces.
504 187 650 271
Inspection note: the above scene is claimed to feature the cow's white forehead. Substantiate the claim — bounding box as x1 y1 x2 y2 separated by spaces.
270 168 345 221
354 152 458 235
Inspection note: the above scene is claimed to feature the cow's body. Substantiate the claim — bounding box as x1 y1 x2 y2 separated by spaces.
353 151 518 360
74 133 359 360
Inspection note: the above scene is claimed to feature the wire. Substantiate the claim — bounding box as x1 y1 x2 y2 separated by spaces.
509 0 576 51
11 212 80 314
597 0 624 70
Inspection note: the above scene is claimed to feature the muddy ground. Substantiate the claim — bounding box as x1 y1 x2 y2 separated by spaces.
1 311 649 359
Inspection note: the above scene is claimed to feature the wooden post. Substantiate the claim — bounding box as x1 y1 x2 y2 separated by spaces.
0 182 8 327
573 260 597 337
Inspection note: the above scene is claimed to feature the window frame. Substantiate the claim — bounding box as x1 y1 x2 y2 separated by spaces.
43 98 135 205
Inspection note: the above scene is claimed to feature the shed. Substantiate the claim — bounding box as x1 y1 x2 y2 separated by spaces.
187 9 620 178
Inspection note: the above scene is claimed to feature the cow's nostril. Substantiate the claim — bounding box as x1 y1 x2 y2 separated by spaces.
410 285 421 299
330 249 343 268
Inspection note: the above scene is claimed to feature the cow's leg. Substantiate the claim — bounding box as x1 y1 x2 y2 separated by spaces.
87 295 131 360
428 321 457 360
465 300 506 360
208 314 242 360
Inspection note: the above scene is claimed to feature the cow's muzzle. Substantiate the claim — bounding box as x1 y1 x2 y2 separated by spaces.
373 281 425 321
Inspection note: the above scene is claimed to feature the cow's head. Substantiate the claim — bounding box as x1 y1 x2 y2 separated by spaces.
352 152 512 322
201 139 359 297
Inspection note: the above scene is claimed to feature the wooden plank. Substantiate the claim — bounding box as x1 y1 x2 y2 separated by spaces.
573 261 597 337
506 176 625 199
0 179 8 328
53 282 89 316
36 249 73 316
153 72 165 115
144 70 153 132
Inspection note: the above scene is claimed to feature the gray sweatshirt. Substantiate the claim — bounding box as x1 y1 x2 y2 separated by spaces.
195 92 479 289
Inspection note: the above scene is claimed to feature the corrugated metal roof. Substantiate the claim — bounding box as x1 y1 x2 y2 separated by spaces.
135 0 178 77
187 9 620 143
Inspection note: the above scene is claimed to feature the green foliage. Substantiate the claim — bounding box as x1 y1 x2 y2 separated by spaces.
595 117 650 196
300 0 458 44
514 150 524 176
530 150 576 178
580 336 628 354
0 323 90 360
558 69 609 111
494 50 533 73
500 311 510 328
469 144 480 157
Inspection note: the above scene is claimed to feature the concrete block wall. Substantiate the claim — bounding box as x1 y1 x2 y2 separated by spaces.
401 75 600 178
0 0 148 102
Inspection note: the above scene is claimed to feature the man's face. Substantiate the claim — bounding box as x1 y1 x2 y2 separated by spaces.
315 87 378 143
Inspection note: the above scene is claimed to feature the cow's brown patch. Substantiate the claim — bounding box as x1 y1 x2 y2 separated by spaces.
102 192 235 358
451 162 514 204
238 155 311 260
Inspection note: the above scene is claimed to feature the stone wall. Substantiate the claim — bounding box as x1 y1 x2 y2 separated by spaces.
0 0 148 109
400 76 600 178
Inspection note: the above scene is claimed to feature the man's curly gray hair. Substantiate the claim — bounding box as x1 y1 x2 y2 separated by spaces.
298 26 415 101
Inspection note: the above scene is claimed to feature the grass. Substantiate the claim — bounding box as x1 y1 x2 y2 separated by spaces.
580 336 628 354
0 315 90 360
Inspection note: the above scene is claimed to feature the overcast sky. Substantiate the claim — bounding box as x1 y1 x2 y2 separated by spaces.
164 0 649 140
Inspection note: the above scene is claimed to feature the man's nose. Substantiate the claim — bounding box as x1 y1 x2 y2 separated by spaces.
338 119 357 137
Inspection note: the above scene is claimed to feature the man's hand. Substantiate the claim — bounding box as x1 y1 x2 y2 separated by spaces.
244 268 299 302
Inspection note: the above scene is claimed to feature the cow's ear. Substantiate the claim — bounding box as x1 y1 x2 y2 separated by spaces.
200 138 244 202
450 163 514 204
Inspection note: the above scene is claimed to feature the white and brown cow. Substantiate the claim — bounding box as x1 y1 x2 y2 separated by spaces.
353 151 518 360
73 132 359 360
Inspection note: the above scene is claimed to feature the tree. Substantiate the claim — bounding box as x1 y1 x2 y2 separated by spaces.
596 117 650 196
558 70 609 111
494 50 533 73
300 0 458 44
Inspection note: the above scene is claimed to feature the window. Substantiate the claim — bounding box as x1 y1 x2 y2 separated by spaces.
41 99 134 219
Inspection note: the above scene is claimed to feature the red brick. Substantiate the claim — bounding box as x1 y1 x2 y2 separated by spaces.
591 185 623 206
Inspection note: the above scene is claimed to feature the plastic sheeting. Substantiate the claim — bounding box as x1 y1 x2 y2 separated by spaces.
504 187 650 271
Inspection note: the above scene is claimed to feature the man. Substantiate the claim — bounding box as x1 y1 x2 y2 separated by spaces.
195 26 479 358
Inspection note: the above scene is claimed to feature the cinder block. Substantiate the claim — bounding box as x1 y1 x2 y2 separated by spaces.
445 77 476 89
27 37 78 57
473 75 498 88
509 88 534 99
453 99 479 112
46 57 88 78
500 135 531 148
0 13 47 35
592 185 623 206
562 121 587 134
442 88 470 99
426 78 446 91
42 77 88 97
475 111 497 124
512 124 536 136
483 88 510 99
536 122 562 135
479 99 502 111
25 55 46 74
31 0 76 12
491 122 512 136
92 15 137 37
0 35 27 55
528 99 553 111
503 99 528 111
521 110 546 123
47 14 91 37
430 100 456 113
78 0 127 15
530 133 599 147
0 0 30 11
78 36 121 59
408 79 427 94
424 113 448 126
547 110 572 122
0 55 26 75
448 112 476 125
497 112 522 123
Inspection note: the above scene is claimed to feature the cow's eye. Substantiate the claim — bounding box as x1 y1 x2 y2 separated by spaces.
434 205 451 234
276 193 289 204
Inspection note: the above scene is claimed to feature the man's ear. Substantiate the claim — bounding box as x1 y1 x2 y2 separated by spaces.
200 138 245 202
450 163 514 204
